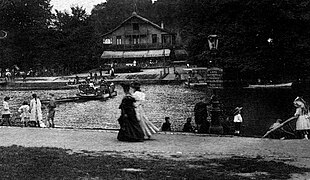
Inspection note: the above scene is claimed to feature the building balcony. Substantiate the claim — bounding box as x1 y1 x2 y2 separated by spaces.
103 43 176 51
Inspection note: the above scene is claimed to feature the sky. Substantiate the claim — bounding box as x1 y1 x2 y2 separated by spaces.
50 0 157 14
50 0 106 14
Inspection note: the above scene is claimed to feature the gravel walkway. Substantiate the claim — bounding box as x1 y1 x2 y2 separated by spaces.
0 126 309 170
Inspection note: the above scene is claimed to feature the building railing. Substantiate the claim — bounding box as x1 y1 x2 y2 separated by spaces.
103 43 175 51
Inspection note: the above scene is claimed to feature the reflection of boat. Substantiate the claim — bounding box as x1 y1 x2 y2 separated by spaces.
247 82 292 89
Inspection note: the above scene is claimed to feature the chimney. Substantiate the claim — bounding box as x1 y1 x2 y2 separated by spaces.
161 21 164 29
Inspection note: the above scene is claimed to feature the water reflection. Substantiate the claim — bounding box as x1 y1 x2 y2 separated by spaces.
0 85 300 136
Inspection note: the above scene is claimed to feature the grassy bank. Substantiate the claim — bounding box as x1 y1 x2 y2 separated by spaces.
0 145 309 179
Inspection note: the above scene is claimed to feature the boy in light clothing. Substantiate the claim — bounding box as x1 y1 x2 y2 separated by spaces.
233 107 243 135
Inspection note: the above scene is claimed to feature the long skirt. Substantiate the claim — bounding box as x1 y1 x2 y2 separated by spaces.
296 115 310 130
136 106 159 139
117 115 144 142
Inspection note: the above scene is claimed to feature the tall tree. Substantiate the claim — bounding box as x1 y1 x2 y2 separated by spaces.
53 6 96 73
176 0 310 81
0 0 53 69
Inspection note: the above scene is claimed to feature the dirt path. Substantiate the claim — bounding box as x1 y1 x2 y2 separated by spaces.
0 127 309 168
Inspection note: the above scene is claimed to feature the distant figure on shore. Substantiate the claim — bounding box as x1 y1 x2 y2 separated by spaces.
75 75 79 84
183 117 194 132
293 97 310 139
86 76 90 84
99 66 103 77
117 83 144 142
132 82 159 139
233 107 243 135
21 71 27 82
5 69 12 82
18 101 30 127
161 117 172 131
47 93 56 128
194 97 209 133
30 94 46 128
110 67 115 77
175 71 181 80
1 96 11 126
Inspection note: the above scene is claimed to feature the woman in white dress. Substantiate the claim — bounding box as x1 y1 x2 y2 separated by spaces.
30 94 46 128
131 82 159 139
293 97 310 139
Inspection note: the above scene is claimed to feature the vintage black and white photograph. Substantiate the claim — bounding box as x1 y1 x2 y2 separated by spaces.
0 0 310 179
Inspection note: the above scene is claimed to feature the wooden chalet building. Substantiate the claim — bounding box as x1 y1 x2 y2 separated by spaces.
101 12 186 68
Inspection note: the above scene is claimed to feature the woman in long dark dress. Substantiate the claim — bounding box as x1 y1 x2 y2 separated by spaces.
117 83 144 142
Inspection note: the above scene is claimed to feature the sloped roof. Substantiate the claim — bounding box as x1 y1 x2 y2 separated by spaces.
102 12 172 37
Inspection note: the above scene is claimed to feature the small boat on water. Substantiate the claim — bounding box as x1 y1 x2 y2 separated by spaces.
77 81 116 98
42 81 117 104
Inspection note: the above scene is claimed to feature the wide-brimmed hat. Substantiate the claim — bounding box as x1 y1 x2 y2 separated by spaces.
294 97 306 108
131 81 141 89
121 83 130 88
234 107 243 114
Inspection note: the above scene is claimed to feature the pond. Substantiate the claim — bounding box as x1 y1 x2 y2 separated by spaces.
0 84 303 137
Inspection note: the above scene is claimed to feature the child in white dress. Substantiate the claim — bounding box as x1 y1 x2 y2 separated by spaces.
293 97 310 139
18 101 30 127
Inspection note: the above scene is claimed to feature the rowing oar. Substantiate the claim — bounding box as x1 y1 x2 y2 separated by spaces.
262 116 297 138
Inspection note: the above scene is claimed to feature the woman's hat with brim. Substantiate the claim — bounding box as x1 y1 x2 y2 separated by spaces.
294 96 306 108
131 81 141 89
121 83 130 88
234 107 243 114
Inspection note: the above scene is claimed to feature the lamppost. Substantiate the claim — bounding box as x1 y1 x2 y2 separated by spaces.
207 34 224 134
207 35 218 67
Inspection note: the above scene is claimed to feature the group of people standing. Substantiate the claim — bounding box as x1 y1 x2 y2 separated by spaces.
1 93 56 128
117 82 159 142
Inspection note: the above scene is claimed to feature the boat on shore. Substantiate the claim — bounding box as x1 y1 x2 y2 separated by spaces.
246 82 292 89
184 81 208 88
262 116 298 139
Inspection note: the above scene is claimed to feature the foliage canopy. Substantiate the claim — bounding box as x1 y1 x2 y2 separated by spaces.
0 0 309 81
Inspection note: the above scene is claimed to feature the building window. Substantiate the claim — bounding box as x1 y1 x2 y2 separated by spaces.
152 34 157 44
103 38 112 44
116 36 122 45
133 35 139 44
162 35 171 44
133 23 139 31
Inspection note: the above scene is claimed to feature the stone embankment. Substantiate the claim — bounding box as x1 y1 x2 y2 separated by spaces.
0 67 185 90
